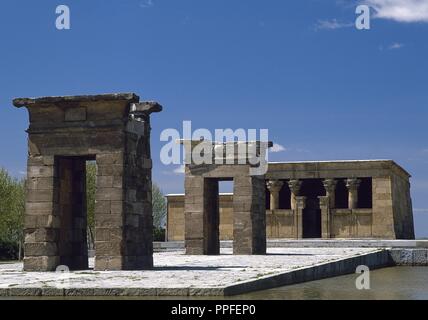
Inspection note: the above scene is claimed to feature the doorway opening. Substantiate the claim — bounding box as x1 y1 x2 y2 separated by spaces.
56 155 95 270
335 179 348 209
219 180 234 241
358 178 373 208
278 181 291 209
300 179 324 238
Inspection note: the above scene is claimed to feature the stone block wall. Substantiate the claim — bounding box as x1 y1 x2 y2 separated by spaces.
167 194 233 241
266 210 294 238
24 155 61 271
372 177 396 239
93 151 126 270
166 195 185 241
184 176 220 255
219 196 234 240
330 209 372 238
391 173 415 239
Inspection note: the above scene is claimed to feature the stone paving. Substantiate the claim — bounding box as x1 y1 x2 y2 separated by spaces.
0 247 385 296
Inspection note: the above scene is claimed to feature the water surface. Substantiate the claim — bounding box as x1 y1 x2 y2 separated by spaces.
234 266 428 300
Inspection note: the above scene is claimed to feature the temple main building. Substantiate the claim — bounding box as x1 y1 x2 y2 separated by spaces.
167 160 415 242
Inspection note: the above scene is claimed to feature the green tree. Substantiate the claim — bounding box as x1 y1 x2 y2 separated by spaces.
152 183 167 230
86 162 96 248
0 168 25 260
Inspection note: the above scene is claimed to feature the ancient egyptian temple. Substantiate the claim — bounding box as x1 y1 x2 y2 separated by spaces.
14 93 415 271
167 160 415 243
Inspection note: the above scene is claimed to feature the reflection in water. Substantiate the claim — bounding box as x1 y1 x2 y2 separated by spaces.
232 267 428 300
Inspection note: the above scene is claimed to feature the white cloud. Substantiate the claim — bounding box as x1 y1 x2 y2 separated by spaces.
18 171 26 176
173 165 185 174
363 0 428 23
388 42 404 49
315 19 354 30
270 143 287 153
139 0 154 8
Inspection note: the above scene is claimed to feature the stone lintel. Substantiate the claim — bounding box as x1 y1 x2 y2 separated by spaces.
267 160 411 180
13 93 140 108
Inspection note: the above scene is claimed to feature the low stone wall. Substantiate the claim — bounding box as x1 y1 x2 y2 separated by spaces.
154 239 428 250
153 240 428 267
389 249 428 266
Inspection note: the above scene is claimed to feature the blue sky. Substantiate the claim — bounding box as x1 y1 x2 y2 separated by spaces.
0 0 427 237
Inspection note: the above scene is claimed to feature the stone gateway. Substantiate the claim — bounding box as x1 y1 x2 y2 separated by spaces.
181 140 272 256
14 93 161 271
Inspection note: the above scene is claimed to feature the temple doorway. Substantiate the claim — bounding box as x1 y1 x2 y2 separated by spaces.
301 179 325 238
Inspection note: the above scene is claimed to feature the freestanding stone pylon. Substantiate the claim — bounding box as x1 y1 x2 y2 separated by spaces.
181 140 272 256
13 93 162 271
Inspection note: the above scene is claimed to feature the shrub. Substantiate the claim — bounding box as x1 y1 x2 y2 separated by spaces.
0 241 19 260
153 228 166 242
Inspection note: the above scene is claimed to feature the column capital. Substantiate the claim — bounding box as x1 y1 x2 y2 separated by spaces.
346 178 361 190
288 179 302 195
266 180 284 193
323 179 337 192
323 179 337 208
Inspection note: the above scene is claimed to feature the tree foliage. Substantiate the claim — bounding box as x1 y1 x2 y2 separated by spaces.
86 162 97 248
152 183 167 229
0 168 25 259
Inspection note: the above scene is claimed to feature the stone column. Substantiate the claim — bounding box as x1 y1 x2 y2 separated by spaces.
93 151 132 271
266 180 284 211
288 180 302 210
184 176 220 255
295 196 306 239
24 155 60 271
95 102 161 271
323 179 337 208
233 175 266 255
319 196 330 239
346 178 361 210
